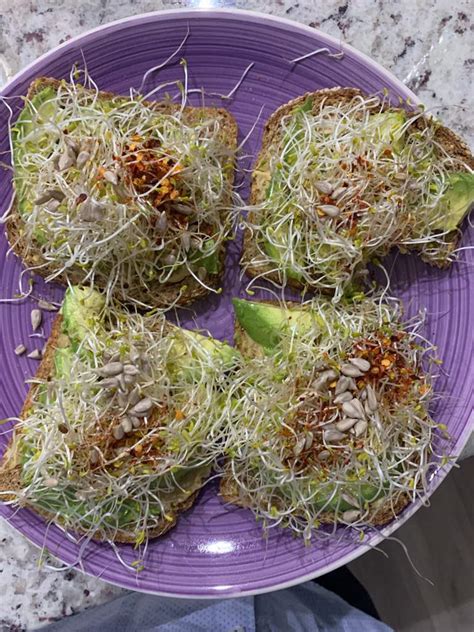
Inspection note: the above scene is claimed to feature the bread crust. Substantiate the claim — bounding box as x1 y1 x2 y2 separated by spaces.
6 77 238 307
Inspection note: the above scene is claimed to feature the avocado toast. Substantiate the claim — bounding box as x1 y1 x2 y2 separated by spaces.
242 88 474 297
0 287 240 544
6 77 238 308
221 297 440 537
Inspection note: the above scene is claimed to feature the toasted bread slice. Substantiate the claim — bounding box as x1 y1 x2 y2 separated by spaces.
243 88 474 288
221 296 425 528
0 313 211 543
6 77 237 308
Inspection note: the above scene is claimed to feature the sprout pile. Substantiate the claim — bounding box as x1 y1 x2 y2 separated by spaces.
223 297 446 541
243 93 473 299
11 69 238 306
1 294 241 547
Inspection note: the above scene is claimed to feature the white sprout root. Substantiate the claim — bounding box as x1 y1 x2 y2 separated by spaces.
222 296 450 542
10 66 240 307
242 93 472 300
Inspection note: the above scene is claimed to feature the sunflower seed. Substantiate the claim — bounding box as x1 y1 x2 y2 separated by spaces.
31 309 42 331
360 388 367 401
118 391 128 407
335 417 358 432
97 362 123 377
27 349 42 360
156 211 168 233
112 425 125 440
131 416 142 429
332 185 348 200
104 170 118 185
58 149 76 171
335 376 352 395
14 344 26 356
128 386 141 407
79 199 105 222
118 374 127 392
174 203 194 216
342 509 361 522
34 189 65 205
45 199 61 212
100 377 120 389
123 364 140 376
312 369 338 392
121 417 133 434
76 150 90 169
164 254 176 265
181 232 191 251
304 432 314 450
64 136 79 154
37 299 58 312
131 397 153 416
123 373 137 386
90 449 99 465
318 450 331 461
349 357 371 372
333 391 353 404
366 384 378 411
293 435 306 456
323 429 346 443
340 363 364 378
342 398 365 419
354 419 368 437
314 180 333 195
44 477 59 488
318 204 340 218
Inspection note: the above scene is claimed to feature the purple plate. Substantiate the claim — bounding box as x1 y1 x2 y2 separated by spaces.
0 9 472 597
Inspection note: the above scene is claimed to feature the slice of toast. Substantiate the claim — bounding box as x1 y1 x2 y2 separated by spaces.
243 87 474 288
6 77 238 308
0 313 211 543
220 297 419 528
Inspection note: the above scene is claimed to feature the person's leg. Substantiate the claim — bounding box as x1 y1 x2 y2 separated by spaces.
314 566 380 620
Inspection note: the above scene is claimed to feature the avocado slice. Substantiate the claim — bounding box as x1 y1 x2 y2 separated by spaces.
61 286 105 344
372 111 406 152
167 326 240 380
430 172 474 232
232 298 320 350
12 87 59 217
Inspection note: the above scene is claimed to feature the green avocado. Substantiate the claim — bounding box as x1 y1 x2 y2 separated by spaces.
60 286 105 344
430 172 474 232
372 111 406 152
13 87 59 217
168 326 240 380
232 298 320 350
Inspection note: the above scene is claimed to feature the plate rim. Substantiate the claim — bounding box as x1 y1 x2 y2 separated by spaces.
0 7 473 599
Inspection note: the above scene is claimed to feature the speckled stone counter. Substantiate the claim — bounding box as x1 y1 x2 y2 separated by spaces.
0 1 472 629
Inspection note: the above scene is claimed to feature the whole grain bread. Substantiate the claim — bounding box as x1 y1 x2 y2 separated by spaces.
243 87 474 286
6 77 238 308
0 313 210 543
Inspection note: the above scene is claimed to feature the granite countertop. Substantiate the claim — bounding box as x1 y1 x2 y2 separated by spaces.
0 1 472 629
